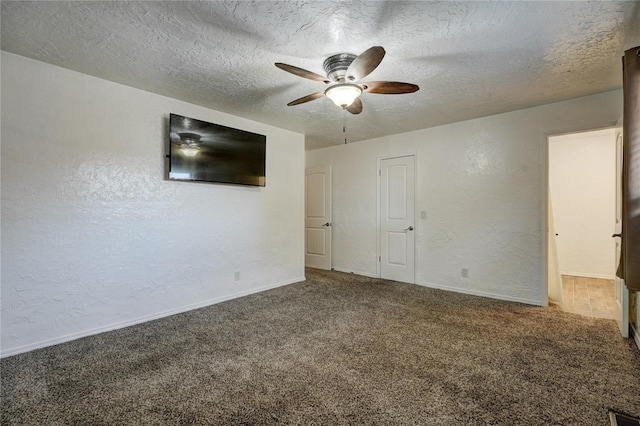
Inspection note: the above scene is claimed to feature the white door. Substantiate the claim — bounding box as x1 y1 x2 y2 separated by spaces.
547 196 563 303
380 156 415 283
305 166 332 270
614 131 629 337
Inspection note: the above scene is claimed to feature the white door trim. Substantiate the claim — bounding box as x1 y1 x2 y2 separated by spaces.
376 152 418 281
614 129 629 337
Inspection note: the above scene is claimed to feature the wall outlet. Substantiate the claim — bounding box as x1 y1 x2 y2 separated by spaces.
234 271 241 281
461 268 469 278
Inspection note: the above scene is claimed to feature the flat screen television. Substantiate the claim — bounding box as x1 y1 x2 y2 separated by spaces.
168 113 266 187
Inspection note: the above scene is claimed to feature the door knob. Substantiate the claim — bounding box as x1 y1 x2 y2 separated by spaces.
323 222 331 227
404 226 414 231
612 233 622 238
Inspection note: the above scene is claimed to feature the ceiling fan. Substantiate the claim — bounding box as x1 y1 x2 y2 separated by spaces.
275 46 419 115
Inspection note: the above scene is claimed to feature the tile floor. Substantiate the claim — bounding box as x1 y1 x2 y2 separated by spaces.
555 275 617 319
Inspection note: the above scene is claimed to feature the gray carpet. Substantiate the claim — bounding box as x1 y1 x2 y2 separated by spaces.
2 268 640 425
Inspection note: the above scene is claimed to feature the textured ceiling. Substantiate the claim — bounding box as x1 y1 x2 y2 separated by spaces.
1 1 639 150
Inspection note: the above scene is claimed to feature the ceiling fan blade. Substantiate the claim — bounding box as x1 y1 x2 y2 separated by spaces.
275 63 329 84
287 91 325 106
364 81 420 94
346 98 363 115
346 46 385 82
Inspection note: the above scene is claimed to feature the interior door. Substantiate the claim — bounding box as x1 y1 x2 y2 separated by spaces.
305 166 332 270
380 155 415 283
614 130 629 337
547 196 563 303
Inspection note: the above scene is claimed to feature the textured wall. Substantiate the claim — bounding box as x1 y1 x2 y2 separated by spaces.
549 129 617 279
307 90 623 305
1 52 305 356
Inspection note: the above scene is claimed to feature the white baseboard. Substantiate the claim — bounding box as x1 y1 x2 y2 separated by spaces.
560 271 616 280
1 276 305 358
331 273 540 306
416 280 542 306
331 267 378 278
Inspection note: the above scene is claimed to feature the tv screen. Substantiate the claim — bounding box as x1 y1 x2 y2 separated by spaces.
168 113 266 186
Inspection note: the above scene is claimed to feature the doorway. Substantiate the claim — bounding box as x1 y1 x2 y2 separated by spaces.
547 128 619 320
378 154 416 283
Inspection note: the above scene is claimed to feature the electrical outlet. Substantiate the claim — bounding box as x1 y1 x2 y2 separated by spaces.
461 268 469 278
234 271 241 281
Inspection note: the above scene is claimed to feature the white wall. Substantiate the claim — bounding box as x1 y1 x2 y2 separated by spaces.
549 129 617 279
307 90 622 306
1 52 305 357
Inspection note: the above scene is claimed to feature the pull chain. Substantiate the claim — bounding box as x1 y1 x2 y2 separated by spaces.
342 107 347 144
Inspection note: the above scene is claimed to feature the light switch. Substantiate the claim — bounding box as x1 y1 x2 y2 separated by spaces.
420 211 427 220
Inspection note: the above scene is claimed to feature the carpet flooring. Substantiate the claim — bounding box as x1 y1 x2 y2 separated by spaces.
2 268 640 425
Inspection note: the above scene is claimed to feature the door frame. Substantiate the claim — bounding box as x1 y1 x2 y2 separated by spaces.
376 152 418 280
614 129 629 337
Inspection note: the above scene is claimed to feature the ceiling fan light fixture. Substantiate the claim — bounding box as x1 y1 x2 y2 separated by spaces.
276 46 417 114
325 83 362 107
